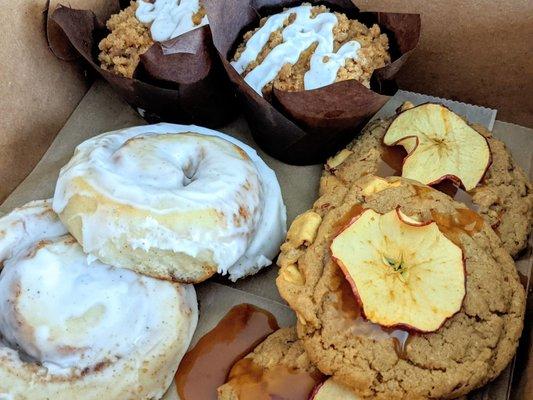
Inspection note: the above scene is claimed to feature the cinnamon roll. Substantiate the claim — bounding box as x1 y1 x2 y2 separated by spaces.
53 124 286 283
0 200 198 400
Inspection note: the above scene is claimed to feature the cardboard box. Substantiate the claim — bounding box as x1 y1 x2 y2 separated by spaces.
354 0 533 128
0 1 531 398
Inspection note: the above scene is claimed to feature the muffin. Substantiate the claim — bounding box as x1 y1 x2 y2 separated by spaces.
98 0 208 78
277 176 526 399
321 102 533 256
231 3 390 98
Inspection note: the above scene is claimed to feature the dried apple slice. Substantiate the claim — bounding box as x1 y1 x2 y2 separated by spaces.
330 208 465 332
310 378 360 399
383 103 491 191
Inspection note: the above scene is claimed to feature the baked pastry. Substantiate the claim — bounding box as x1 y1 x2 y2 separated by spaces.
277 176 526 399
0 200 198 400
231 3 390 97
53 123 286 283
322 103 533 256
98 0 207 77
217 327 323 400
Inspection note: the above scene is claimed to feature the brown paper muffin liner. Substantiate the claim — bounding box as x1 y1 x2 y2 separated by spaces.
50 3 237 127
205 0 420 164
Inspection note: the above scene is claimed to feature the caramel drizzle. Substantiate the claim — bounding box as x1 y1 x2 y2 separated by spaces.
224 358 323 400
175 304 279 400
431 208 485 246
333 204 365 234
378 144 479 211
377 144 406 177
412 186 484 243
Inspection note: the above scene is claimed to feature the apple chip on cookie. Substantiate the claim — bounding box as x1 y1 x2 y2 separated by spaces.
383 103 491 191
321 104 533 257
331 208 465 333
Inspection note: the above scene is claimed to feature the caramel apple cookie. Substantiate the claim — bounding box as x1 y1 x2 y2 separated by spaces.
277 176 526 399
321 103 532 257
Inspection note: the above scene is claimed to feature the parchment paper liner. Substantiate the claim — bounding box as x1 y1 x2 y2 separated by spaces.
50 3 237 127
205 0 420 164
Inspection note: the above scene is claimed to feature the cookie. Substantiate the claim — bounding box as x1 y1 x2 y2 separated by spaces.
321 110 532 257
217 327 322 400
277 176 526 399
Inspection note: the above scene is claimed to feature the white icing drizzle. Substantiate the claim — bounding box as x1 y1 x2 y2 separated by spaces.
136 0 208 42
0 200 197 375
231 4 362 95
53 124 287 281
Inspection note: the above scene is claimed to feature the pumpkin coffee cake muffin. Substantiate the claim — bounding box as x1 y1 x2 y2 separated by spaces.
231 3 390 97
98 0 207 78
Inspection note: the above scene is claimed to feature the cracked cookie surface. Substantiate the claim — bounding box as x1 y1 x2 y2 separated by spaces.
321 117 532 257
277 176 525 399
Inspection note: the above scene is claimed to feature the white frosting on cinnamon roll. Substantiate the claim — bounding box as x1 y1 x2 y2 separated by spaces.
0 200 198 400
53 124 286 283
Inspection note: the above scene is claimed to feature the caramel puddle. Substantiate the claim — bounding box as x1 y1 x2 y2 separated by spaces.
336 272 411 358
175 304 279 400
224 358 323 400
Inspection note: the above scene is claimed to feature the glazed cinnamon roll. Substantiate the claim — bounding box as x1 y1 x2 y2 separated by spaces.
53 124 287 283
0 200 198 400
